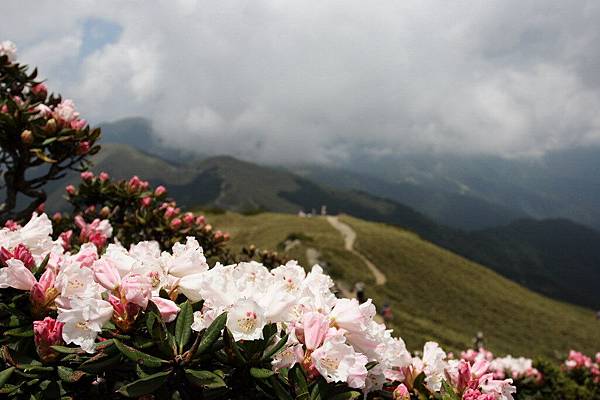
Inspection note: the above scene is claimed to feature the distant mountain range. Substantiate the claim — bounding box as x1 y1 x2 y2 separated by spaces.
42 118 600 310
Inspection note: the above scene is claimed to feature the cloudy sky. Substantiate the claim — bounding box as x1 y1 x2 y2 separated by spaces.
2 1 600 164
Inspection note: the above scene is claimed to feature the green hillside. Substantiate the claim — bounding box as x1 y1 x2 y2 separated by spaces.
207 211 600 358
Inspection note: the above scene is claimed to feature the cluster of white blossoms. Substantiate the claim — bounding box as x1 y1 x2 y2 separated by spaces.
0 213 518 398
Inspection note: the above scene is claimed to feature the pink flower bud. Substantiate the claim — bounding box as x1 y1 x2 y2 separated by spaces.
154 185 167 197
80 171 94 181
36 202 45 213
195 215 206 226
59 230 73 251
100 206 110 218
77 141 90 155
65 184 76 195
85 205 96 215
128 175 142 190
140 196 152 208
52 212 62 222
164 206 177 219
93 259 121 290
31 83 48 98
0 104 8 113
170 218 182 230
151 297 180 323
183 212 194 225
33 317 64 363
99 172 109 182
30 268 57 309
214 230 223 240
70 118 87 130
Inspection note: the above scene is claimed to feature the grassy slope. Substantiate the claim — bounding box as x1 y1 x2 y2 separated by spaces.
208 211 600 357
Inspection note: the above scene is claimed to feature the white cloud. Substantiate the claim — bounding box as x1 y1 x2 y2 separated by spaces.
3 0 600 164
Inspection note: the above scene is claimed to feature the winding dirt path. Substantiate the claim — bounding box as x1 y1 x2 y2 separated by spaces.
326 216 387 285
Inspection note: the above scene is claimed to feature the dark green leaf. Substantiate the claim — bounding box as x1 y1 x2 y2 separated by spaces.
0 366 15 387
269 376 293 400
291 365 309 400
261 333 289 362
113 339 167 368
117 370 171 398
250 367 275 379
175 301 193 354
197 312 227 355
329 391 361 400
56 366 87 383
184 369 226 389
441 380 460 400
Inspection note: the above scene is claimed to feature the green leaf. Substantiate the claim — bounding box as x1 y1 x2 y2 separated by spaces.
441 380 461 400
50 346 81 354
79 352 121 373
4 326 33 337
117 370 171 398
0 366 15 387
197 312 227 355
261 333 289 362
223 327 246 364
113 339 167 368
56 366 87 383
250 367 275 379
269 376 293 400
291 365 309 400
175 301 193 354
184 369 226 389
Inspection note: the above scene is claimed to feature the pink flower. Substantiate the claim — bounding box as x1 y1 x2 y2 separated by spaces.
3 220 20 230
80 171 94 181
1 259 37 290
121 274 152 309
93 259 121 290
393 383 410 400
73 243 99 268
0 244 35 269
151 297 180 323
99 172 109 182
65 185 76 195
154 185 167 197
30 269 58 316
33 317 64 363
53 99 79 123
140 196 152 208
170 218 182 230
298 312 329 350
128 175 143 190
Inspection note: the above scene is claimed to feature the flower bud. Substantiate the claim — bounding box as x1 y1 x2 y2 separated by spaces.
44 118 57 134
31 83 48 98
33 317 64 363
80 171 94 181
100 206 110 218
183 212 194 225
77 141 90 155
99 172 109 182
65 184 76 195
52 212 62 222
170 218 182 230
393 384 410 400
195 215 206 226
20 129 33 144
140 196 152 208
154 185 167 197
151 297 180 323
203 224 212 233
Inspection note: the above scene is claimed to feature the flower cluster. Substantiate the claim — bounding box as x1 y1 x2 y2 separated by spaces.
0 212 521 399
1 42 100 222
564 350 600 383
461 347 542 382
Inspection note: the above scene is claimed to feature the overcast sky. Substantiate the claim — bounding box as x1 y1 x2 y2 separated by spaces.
2 1 600 164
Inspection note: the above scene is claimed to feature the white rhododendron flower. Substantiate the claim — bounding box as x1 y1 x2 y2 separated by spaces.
161 236 208 277
226 298 265 341
57 297 113 353
311 336 368 388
